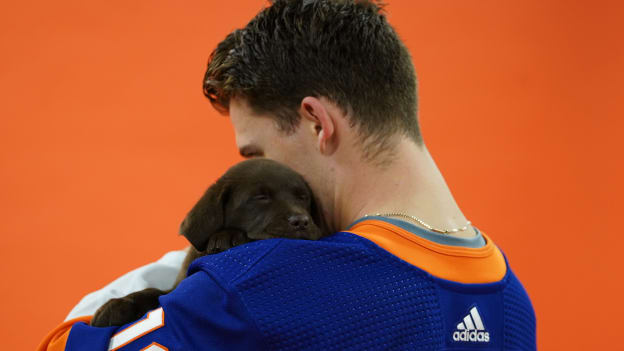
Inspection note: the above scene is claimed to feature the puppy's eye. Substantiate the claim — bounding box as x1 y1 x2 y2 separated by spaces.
252 194 270 202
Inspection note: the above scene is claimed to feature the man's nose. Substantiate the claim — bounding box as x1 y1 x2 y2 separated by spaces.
288 214 310 230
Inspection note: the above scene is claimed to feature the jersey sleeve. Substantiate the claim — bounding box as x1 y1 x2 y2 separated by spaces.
38 270 266 351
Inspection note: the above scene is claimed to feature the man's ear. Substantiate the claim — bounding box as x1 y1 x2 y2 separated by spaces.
300 96 337 155
179 182 229 251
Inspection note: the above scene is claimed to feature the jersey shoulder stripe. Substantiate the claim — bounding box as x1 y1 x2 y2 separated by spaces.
346 219 507 283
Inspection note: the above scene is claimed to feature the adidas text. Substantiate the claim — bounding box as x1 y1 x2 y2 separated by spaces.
452 330 490 343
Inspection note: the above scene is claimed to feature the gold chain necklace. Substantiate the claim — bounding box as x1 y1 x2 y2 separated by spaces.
363 212 471 235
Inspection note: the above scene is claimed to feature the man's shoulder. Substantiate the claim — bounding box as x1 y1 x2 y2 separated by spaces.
187 232 379 285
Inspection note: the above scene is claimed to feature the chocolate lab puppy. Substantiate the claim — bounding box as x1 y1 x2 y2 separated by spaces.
91 158 327 327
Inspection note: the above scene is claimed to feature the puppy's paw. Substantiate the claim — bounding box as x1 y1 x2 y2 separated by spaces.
206 230 252 254
90 288 165 327
91 297 144 327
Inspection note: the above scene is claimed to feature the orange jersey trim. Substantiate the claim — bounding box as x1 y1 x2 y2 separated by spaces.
140 342 169 351
347 219 507 284
37 316 92 351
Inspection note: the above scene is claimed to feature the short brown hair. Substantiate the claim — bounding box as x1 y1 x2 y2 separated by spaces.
203 0 422 161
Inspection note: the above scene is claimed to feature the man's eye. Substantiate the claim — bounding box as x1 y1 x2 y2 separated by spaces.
240 148 264 159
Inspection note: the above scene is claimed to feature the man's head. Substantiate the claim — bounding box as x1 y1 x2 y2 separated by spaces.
203 0 422 162
203 0 423 231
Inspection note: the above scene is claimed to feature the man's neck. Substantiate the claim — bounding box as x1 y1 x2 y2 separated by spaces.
334 138 476 238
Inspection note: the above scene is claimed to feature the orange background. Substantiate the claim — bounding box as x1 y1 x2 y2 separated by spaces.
1 1 622 349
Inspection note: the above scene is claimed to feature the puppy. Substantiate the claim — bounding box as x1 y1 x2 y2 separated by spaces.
91 158 327 327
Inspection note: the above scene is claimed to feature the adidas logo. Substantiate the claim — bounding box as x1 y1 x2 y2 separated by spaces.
452 306 490 343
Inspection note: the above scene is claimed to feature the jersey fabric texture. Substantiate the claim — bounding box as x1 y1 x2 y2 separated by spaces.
39 219 536 350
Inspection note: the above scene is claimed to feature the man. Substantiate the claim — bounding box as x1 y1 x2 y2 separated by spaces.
39 0 536 350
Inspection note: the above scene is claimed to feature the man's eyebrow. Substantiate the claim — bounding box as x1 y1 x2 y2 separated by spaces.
239 144 263 158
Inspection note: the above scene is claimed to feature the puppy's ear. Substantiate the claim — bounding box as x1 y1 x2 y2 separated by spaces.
179 182 229 251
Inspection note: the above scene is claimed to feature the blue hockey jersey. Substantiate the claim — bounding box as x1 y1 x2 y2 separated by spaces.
39 218 536 350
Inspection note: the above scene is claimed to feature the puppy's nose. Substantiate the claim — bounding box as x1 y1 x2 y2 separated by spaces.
288 214 309 230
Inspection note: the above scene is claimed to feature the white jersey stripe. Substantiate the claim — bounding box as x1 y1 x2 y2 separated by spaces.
108 308 165 351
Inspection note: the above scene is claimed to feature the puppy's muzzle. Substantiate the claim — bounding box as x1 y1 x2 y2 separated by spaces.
288 214 310 231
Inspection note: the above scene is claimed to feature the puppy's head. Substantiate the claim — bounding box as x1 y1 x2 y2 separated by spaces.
179 159 326 251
